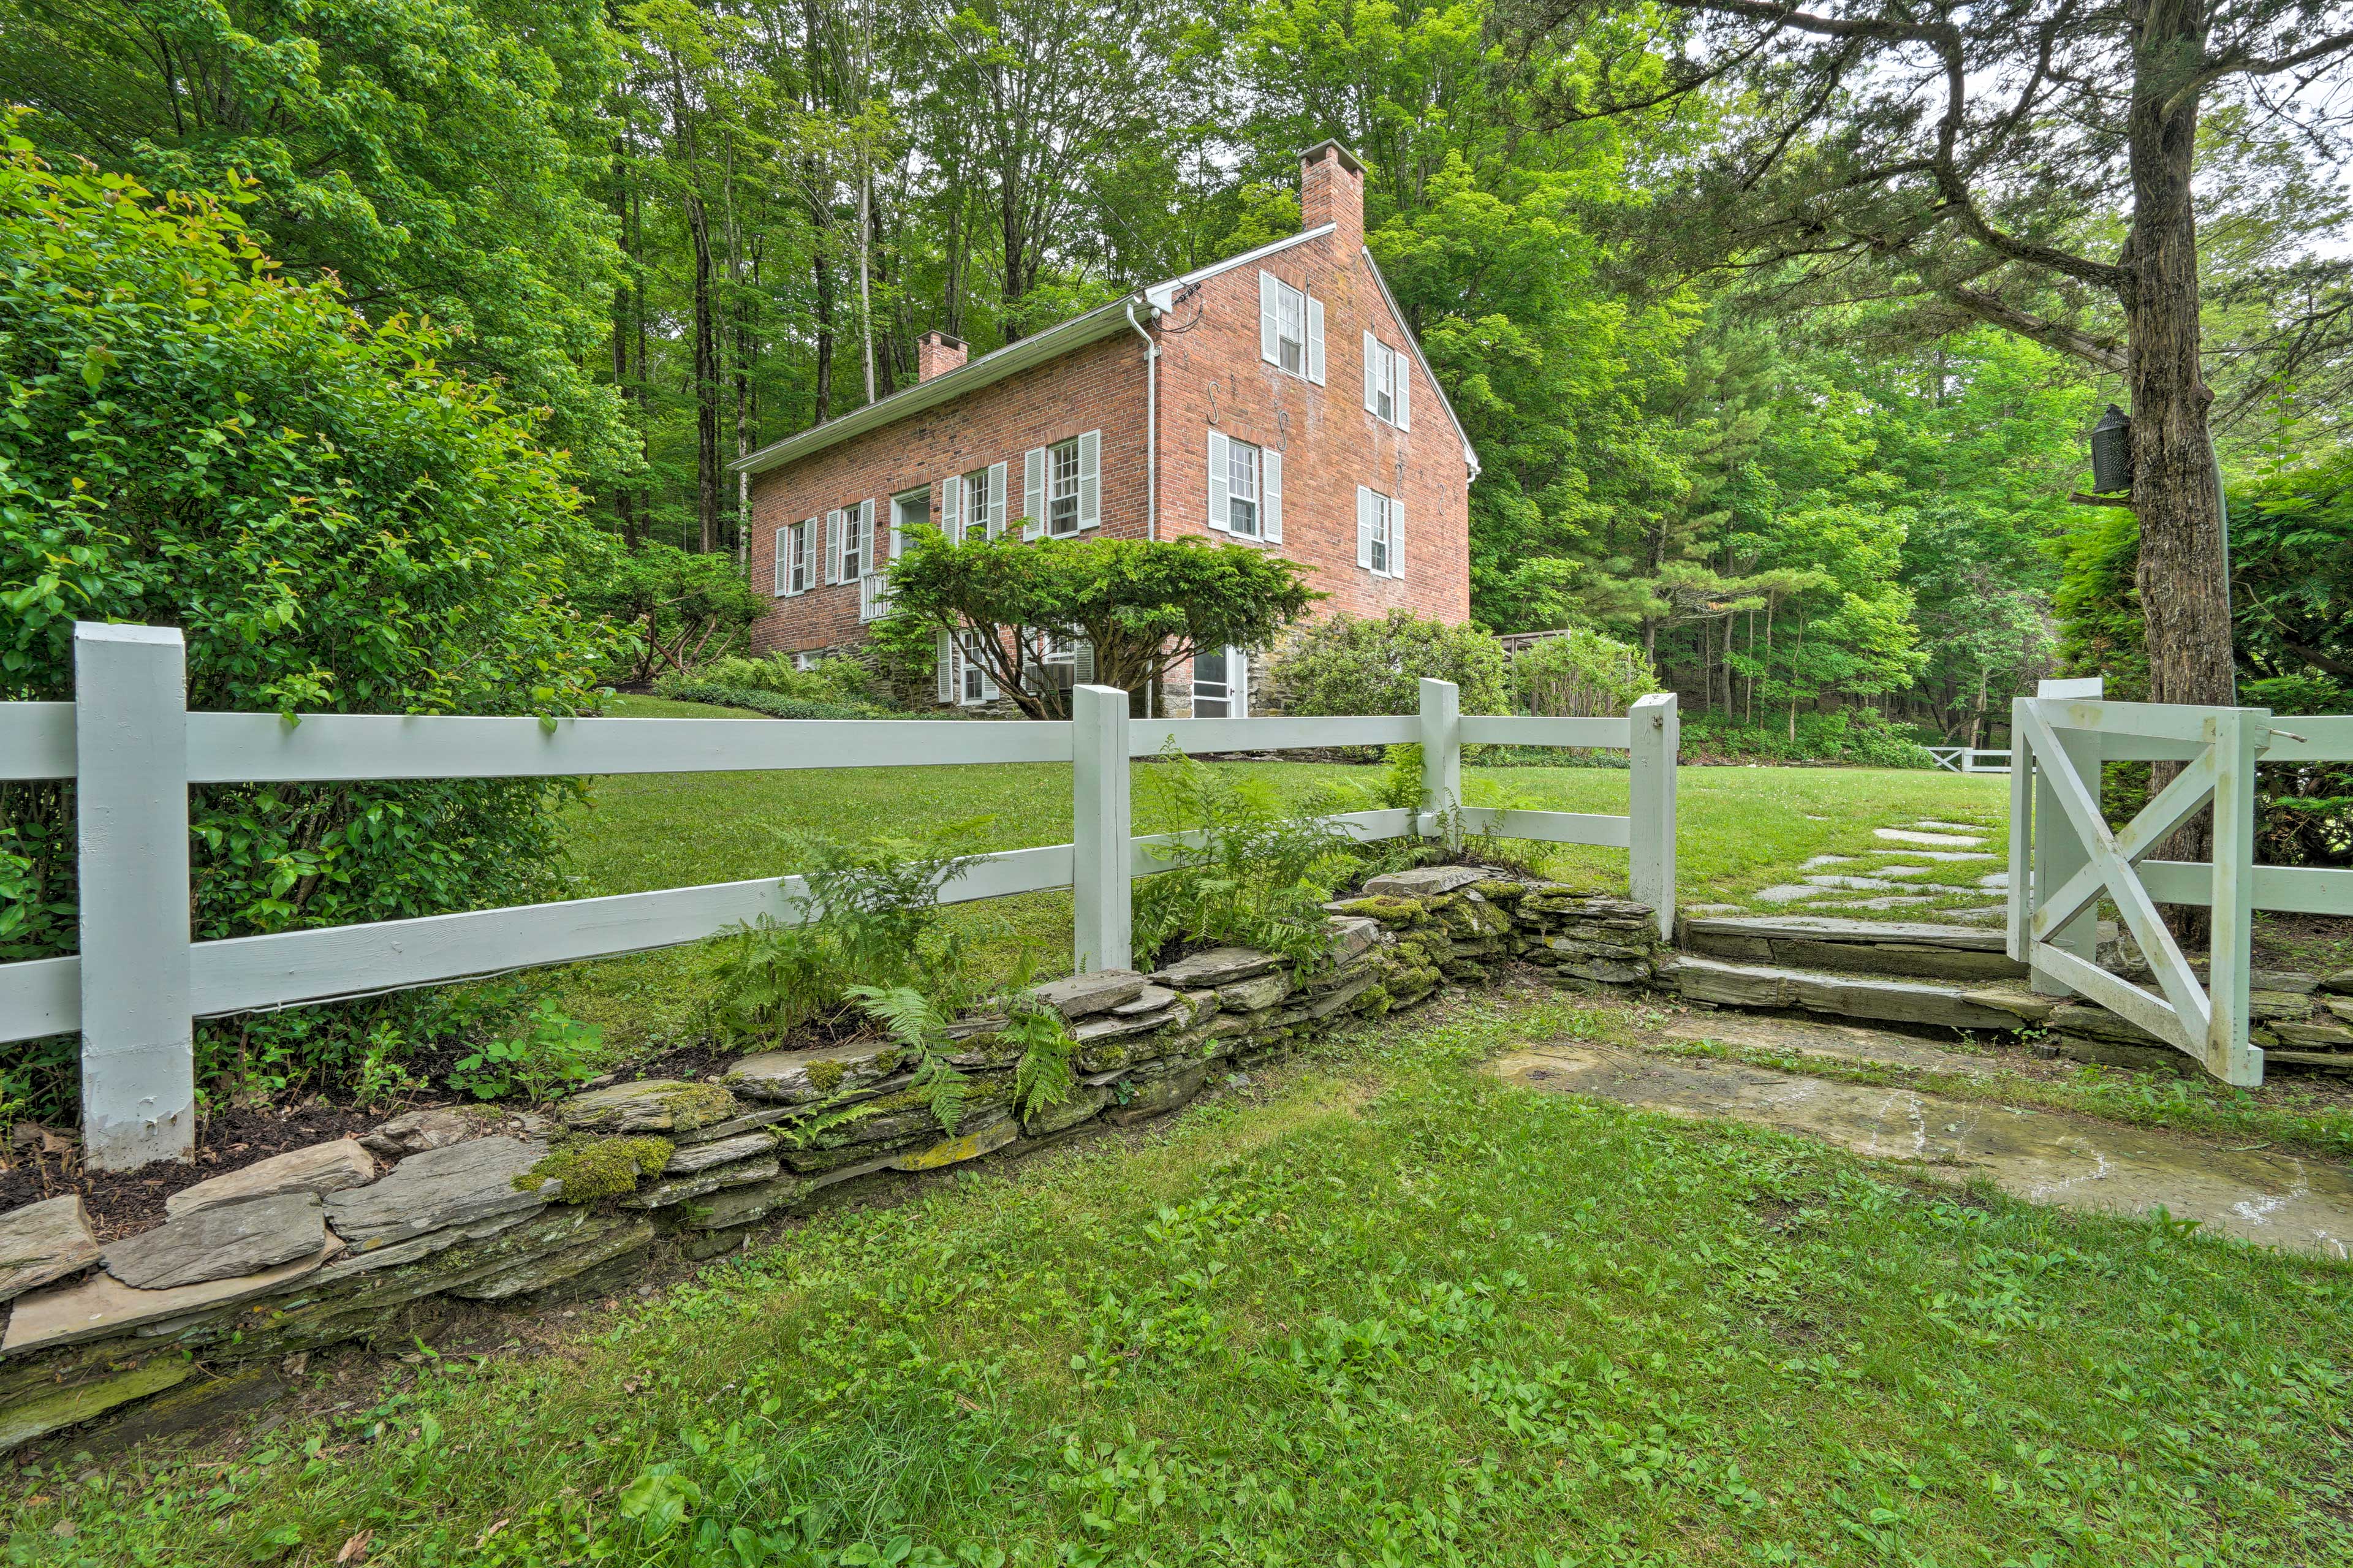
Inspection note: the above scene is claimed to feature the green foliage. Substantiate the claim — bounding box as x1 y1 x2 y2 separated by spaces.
1510 629 1657 716
575 544 762 685
448 999 604 1103
1682 710 1932 768
1271 611 1512 719
517 1135 673 1202
644 682 885 721
842 985 968 1135
705 827 984 1045
1006 1002 1079 1121
0 133 619 1118
675 653 879 707
882 532 1320 718
1132 746 1360 971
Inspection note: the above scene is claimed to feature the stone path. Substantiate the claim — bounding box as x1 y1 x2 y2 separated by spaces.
1496 1019 2353 1259
1748 822 2006 913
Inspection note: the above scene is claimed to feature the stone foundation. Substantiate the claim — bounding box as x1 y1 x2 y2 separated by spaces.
0 869 1660 1453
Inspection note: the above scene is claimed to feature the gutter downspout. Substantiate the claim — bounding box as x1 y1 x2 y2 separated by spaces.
1125 296 1159 718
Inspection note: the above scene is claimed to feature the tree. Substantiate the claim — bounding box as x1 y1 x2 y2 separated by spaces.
881 532 1321 719
1517 0 2353 722
573 542 764 683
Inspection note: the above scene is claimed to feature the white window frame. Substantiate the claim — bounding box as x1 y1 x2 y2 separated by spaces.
1227 438 1260 539
1258 272 1324 384
1364 335 1411 430
890 488 928 559
1207 430 1281 542
841 498 868 583
1192 645 1249 718
1357 485 1404 579
775 516 817 597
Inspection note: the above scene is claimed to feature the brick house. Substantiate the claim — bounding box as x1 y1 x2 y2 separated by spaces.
732 142 1478 716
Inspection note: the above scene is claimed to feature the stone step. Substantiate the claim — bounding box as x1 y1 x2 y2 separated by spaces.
1679 914 2029 982
1665 954 2054 1033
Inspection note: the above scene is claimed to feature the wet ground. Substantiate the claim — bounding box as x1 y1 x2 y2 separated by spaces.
1497 1017 2353 1259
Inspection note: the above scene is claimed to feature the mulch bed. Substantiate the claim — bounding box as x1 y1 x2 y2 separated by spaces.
1 1101 386 1241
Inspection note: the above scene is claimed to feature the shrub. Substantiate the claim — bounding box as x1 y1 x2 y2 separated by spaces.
1271 610 1510 718
705 827 988 1045
447 999 604 1103
575 544 763 686
1682 708 1933 768
673 652 879 707
1132 748 1363 971
1511 629 1657 716
649 683 882 721
0 135 619 1117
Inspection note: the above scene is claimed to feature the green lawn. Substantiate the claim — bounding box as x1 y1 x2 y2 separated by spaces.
551 697 2009 1056
16 991 2348 1566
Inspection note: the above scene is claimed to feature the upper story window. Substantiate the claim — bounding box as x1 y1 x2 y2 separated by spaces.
1357 485 1403 579
1364 334 1411 429
890 488 928 559
1258 272 1325 384
1206 430 1282 542
825 499 873 584
774 516 817 597
1023 431 1101 538
940 463 1006 543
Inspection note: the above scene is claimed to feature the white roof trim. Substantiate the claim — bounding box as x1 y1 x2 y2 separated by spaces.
1143 224 1336 311
1360 245 1479 478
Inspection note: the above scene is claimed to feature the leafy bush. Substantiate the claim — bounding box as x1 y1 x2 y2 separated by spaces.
447 999 604 1103
672 652 879 706
705 827 987 1045
576 544 763 686
1271 610 1511 718
0 136 618 1117
1133 748 1362 971
650 681 883 721
1511 629 1657 716
1682 708 1933 768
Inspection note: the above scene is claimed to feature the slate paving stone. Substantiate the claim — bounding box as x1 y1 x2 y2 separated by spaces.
101 1192 327 1290
1867 849 1996 862
1875 828 1985 847
1028 970 1146 1019
324 1136 553 1251
1754 884 1829 903
165 1139 376 1219
0 1195 100 1303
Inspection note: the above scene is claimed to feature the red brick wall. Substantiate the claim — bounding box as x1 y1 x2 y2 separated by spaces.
743 222 1475 716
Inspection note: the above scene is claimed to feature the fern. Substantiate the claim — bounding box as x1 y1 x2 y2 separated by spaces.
845 982 970 1135
1006 1002 1078 1118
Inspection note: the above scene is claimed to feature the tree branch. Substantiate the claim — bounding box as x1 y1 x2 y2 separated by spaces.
1943 286 2129 373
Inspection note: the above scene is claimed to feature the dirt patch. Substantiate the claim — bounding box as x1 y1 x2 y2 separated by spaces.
1 1101 384 1240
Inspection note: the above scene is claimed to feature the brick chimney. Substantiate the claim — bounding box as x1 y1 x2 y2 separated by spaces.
917 330 967 382
1299 140 1365 252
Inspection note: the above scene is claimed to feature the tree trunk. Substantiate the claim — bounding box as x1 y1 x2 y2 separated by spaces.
811 244 835 425
686 186 720 554
610 136 637 548
2124 0 2234 928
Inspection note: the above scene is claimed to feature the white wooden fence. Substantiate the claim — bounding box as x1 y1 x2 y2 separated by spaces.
2009 675 2353 1085
1925 746 2010 775
2 624 1680 1169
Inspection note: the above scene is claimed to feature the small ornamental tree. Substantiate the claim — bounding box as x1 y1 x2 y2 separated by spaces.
1271 610 1512 718
573 542 762 684
880 531 1321 719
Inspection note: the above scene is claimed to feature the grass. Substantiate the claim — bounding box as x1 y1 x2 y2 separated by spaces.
13 990 2349 1566
547 697 2009 1058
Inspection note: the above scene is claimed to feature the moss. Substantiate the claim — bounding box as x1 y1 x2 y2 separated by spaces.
517 1137 673 1203
1332 896 1428 927
654 1083 737 1132
803 1059 847 1096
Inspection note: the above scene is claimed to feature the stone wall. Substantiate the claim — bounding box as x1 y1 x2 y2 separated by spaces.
0 868 1660 1453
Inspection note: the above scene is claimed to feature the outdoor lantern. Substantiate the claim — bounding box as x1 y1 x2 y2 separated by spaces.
2089 404 2134 494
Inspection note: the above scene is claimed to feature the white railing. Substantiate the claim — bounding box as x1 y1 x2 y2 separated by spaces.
1925 745 2010 775
2008 675 2353 1085
2 624 1680 1168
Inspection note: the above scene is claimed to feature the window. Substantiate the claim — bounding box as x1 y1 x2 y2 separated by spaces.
1363 334 1410 429
938 465 1003 543
1357 486 1403 579
1029 629 1094 694
773 517 817 597
1206 430 1283 541
841 503 864 582
1258 272 1325 384
890 488 928 558
1023 432 1099 539
1192 645 1248 719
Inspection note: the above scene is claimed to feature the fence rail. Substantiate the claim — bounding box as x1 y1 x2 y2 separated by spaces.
3 624 1679 1169
1924 745 2010 775
2007 675 2353 1085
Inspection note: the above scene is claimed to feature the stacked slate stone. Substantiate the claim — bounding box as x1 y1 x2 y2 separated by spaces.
2047 964 2353 1073
6 893 1637 1453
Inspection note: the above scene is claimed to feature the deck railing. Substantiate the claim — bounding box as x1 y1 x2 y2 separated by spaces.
2 623 1680 1168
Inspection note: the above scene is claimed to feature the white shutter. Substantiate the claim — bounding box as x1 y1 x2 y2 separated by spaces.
825 509 845 584
859 499 876 574
1363 331 1379 414
1390 498 1404 578
1396 354 1411 430
937 630 954 703
988 460 1008 539
1262 448 1283 543
772 526 788 596
1023 447 1047 540
801 520 818 591
1306 295 1325 385
1207 430 1230 531
1259 271 1279 365
941 474 962 543
1357 486 1375 569
1077 430 1100 528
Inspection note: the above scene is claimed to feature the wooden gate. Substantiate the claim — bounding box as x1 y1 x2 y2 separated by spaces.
2008 678 2353 1085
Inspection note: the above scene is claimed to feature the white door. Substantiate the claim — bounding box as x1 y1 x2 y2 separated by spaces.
1191 646 1248 718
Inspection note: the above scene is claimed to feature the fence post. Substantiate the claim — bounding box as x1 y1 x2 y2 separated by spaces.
1071 683 1132 974
2207 706 2264 1085
1628 692 1679 941
1418 677 1460 846
74 623 195 1170
2028 676 2102 996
